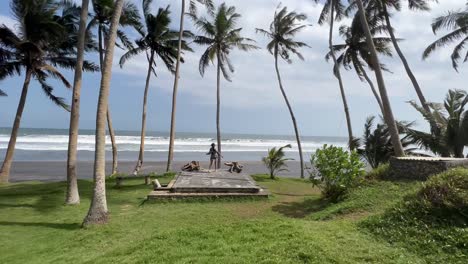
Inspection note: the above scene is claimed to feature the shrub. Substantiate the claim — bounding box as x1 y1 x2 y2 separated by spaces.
262 144 293 179
363 168 468 262
163 171 177 178
365 163 390 180
419 168 468 219
310 144 365 202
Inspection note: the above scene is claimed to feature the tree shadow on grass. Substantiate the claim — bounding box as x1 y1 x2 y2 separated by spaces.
272 197 331 218
0 221 80 230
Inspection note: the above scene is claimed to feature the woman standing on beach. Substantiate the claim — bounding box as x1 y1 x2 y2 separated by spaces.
207 143 221 170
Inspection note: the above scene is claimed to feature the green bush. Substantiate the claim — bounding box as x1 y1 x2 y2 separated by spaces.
365 163 390 180
163 171 177 178
363 168 468 262
310 144 365 202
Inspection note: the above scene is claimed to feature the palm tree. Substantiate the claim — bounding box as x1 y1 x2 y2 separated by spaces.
354 0 405 156
262 144 293 179
423 3 468 71
166 0 214 172
255 6 310 178
406 90 468 158
83 0 124 227
353 116 416 168
327 10 395 113
119 1 193 175
66 0 91 205
0 0 98 184
315 0 354 149
191 3 258 169
362 0 434 115
88 0 141 175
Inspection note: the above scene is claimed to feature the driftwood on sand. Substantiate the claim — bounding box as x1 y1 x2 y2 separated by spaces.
225 162 243 173
181 161 201 172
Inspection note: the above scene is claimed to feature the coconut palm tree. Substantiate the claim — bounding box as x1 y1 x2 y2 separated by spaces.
255 6 310 178
354 0 405 156
314 0 354 149
262 144 293 179
119 1 193 175
88 0 141 175
66 0 91 205
191 3 258 169
353 116 416 168
406 90 468 158
423 3 468 71
83 0 124 227
166 0 214 172
359 0 435 115
326 10 394 113
0 0 98 184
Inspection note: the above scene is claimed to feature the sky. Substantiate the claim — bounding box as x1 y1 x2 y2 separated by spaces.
0 0 466 137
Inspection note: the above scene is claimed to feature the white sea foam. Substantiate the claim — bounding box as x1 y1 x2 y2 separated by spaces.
0 133 346 152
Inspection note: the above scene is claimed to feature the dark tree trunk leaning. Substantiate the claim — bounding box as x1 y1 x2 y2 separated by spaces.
166 0 186 172
66 0 90 204
0 69 33 183
216 50 222 169
357 63 384 113
83 0 124 226
133 51 155 175
274 48 305 178
355 0 405 156
382 5 430 114
98 23 118 175
328 5 354 149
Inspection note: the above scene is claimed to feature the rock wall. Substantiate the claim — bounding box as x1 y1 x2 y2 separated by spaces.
389 157 468 181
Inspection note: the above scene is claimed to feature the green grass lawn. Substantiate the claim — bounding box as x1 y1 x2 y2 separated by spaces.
0 174 463 263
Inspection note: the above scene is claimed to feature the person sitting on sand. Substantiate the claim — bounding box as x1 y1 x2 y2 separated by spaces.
207 143 222 170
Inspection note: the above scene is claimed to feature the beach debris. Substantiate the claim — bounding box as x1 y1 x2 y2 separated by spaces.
152 179 162 189
225 162 243 173
182 161 201 172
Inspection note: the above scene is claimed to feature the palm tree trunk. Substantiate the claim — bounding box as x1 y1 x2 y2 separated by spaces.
0 69 32 183
216 51 222 169
357 63 384 113
382 5 430 114
107 110 117 174
66 0 89 204
166 0 185 172
274 48 305 178
98 23 118 175
83 0 124 227
355 0 405 156
133 51 154 175
328 5 354 148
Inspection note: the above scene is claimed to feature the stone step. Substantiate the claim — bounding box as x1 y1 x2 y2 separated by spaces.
147 189 269 200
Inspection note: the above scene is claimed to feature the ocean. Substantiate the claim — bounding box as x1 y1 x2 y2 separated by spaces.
0 128 348 162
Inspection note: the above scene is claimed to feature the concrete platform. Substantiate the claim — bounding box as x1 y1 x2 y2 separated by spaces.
147 170 269 199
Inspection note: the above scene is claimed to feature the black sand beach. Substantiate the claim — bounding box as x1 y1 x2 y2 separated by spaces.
9 161 305 182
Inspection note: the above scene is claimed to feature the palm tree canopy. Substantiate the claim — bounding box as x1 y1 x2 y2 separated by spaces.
188 0 215 16
313 0 346 25
0 0 98 108
423 4 468 71
191 3 258 81
255 6 310 63
326 8 393 78
119 1 193 74
407 89 468 157
262 144 293 177
353 116 416 168
88 0 142 50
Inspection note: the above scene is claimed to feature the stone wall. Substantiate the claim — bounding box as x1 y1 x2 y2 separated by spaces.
389 157 468 181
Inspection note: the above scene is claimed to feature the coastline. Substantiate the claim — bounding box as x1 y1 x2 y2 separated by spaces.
9 160 305 182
